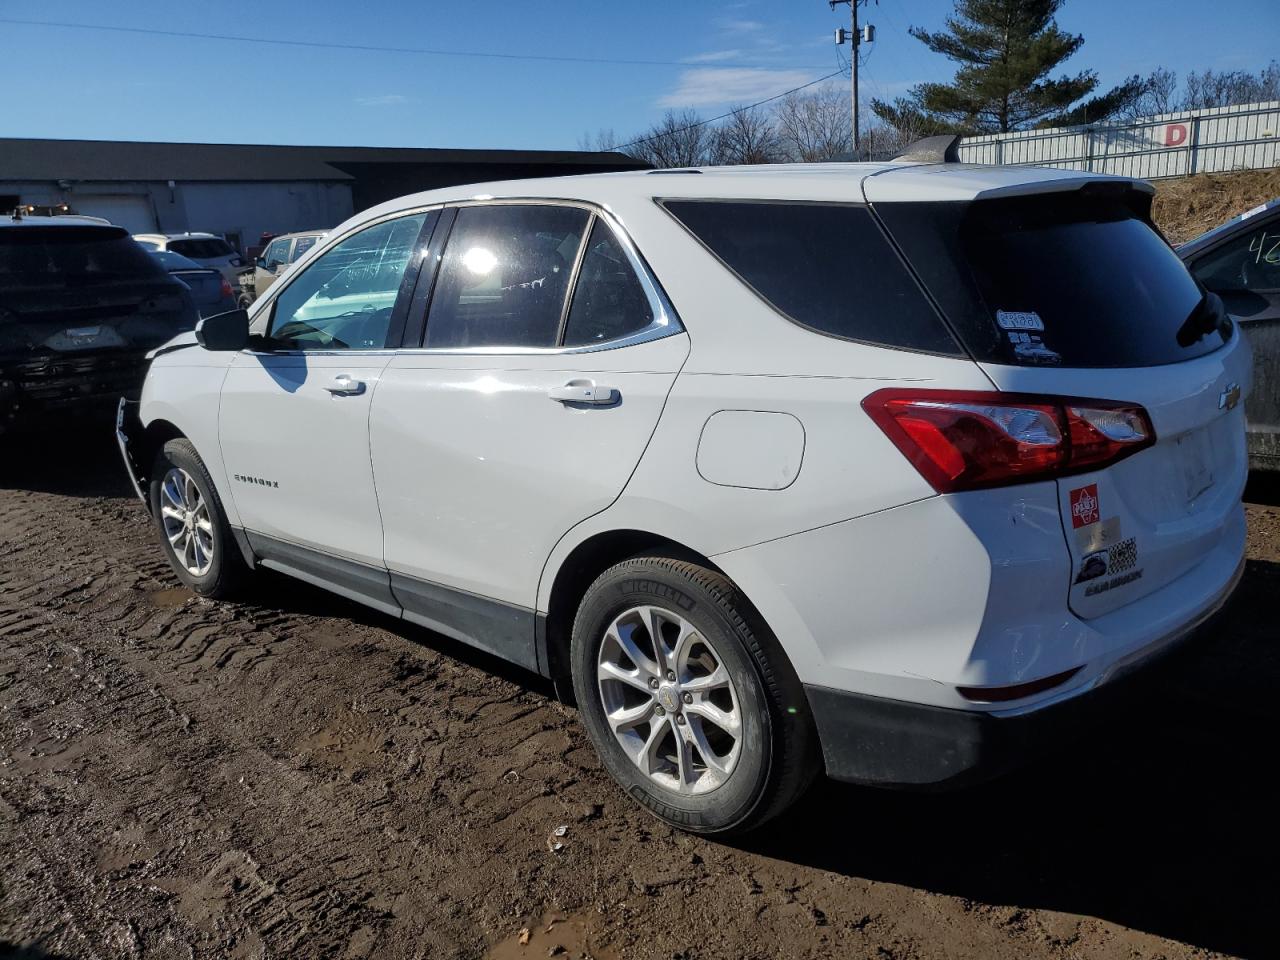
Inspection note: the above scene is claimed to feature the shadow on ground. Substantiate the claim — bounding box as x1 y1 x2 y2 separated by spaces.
742 556 1280 958
1 417 132 499
5 425 1279 957
0 942 71 959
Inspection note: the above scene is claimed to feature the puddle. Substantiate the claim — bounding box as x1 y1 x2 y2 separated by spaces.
485 910 618 960
148 587 193 608
297 717 388 777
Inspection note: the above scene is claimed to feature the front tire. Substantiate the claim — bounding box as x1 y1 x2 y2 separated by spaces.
149 438 249 599
571 556 818 835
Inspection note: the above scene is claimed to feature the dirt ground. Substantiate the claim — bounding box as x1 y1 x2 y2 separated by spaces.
1 426 1279 960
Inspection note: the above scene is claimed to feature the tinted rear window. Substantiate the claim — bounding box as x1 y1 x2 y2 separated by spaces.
169 237 233 259
0 226 169 289
876 192 1226 368
661 200 960 355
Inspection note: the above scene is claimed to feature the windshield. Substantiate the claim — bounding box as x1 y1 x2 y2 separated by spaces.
875 190 1227 367
0 226 170 290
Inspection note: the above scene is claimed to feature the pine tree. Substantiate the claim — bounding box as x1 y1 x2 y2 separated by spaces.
871 0 1144 134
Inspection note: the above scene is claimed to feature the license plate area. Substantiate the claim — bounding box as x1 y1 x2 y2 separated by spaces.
1177 430 1215 503
44 325 127 352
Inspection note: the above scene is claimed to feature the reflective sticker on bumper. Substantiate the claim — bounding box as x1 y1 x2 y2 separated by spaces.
1074 536 1140 591
1070 483 1100 528
1076 515 1122 553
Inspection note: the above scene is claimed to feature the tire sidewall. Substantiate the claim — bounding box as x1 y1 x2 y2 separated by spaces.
149 440 235 596
571 563 774 833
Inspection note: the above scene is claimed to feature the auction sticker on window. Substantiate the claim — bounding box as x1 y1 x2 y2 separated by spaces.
1069 483 1100 528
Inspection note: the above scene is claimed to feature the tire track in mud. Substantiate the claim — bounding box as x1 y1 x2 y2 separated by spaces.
2 440 1278 959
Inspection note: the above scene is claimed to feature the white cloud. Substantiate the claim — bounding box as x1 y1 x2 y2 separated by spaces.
684 49 745 63
717 18 764 33
354 94 410 107
658 68 816 108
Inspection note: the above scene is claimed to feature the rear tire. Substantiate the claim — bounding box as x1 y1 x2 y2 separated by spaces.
149 438 250 599
571 555 819 835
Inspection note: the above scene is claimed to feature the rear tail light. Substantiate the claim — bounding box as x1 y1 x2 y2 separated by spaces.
862 389 1155 493
220 277 234 299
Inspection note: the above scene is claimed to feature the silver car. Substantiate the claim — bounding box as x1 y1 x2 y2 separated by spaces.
133 232 245 284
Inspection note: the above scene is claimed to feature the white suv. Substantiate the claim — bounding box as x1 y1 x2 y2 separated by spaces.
117 158 1250 834
133 232 245 283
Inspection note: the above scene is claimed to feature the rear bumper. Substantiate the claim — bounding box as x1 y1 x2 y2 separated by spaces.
805 554 1243 788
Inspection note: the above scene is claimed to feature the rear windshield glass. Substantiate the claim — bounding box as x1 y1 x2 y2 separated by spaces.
152 250 204 271
661 200 960 355
168 237 233 259
0 226 170 289
875 191 1225 368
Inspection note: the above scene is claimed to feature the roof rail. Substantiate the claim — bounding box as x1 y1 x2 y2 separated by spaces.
893 134 962 164
647 168 702 175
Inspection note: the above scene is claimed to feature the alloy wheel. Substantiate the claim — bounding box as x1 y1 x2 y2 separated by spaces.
159 467 215 577
596 605 742 794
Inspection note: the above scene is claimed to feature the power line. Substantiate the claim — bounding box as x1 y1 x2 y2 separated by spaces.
618 69 846 150
0 16 827 71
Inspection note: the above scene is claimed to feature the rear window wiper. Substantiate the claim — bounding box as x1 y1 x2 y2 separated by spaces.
1176 291 1228 347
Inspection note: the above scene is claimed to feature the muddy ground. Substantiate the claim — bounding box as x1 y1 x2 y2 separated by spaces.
1 427 1278 960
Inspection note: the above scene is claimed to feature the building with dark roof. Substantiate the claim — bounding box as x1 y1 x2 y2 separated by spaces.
0 138 644 251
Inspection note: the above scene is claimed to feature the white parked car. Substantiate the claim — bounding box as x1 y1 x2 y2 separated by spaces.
117 158 1250 834
133 232 245 284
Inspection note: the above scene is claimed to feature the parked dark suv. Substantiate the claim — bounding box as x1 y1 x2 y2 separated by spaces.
1 214 198 435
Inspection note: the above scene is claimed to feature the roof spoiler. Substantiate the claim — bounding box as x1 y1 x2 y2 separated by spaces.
893 134 962 164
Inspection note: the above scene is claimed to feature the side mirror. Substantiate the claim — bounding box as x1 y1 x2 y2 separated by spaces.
255 255 268 268
195 308 250 351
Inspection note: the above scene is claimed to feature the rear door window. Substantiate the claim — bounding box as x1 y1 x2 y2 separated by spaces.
562 219 654 347
291 235 319 262
425 204 590 349
876 191 1227 368
660 200 959 354
1190 216 1280 293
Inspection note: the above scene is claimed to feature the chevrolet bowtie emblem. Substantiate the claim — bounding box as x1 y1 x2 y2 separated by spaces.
1219 382 1241 411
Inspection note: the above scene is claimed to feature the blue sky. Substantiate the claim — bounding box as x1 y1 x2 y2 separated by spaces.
0 0 1275 150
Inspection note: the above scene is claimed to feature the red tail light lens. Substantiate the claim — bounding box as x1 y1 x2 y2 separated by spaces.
862 389 1155 493
220 277 234 299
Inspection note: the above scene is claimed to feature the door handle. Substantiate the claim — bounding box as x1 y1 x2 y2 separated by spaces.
548 379 617 405
325 374 366 396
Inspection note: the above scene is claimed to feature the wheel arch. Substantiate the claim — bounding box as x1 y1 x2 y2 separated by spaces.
140 417 187 469
540 528 724 699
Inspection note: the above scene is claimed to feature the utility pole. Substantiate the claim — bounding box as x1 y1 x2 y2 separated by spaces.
832 0 875 159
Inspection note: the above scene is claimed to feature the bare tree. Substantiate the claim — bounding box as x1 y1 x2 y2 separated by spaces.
861 113 936 161
1183 61 1279 110
625 109 713 168
775 84 853 162
578 128 623 152
708 105 784 165
1123 61 1280 122
1121 67 1179 120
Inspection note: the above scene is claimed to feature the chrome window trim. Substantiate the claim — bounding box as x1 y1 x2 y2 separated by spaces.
401 197 684 356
